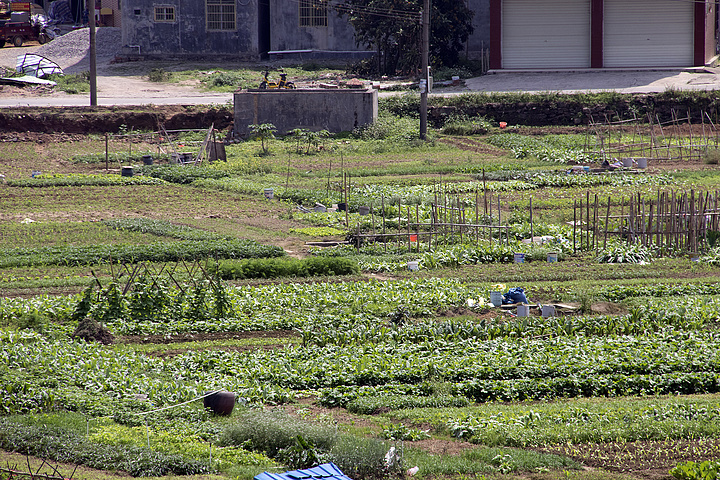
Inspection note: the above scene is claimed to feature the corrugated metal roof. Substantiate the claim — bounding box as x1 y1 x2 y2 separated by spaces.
255 463 352 480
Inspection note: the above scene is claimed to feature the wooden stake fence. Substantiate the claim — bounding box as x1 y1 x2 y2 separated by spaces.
574 189 720 254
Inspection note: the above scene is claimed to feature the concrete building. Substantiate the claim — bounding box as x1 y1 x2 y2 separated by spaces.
118 0 716 69
120 0 370 60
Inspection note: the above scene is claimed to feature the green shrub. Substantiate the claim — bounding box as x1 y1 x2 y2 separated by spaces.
440 114 492 135
217 256 359 280
147 68 171 82
433 66 473 82
48 72 90 94
218 410 337 458
353 113 423 142
329 435 390 479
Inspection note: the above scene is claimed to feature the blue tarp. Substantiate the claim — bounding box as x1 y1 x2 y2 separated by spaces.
255 463 352 480
502 287 528 305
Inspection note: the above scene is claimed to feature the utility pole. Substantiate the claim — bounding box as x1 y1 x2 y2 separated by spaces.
419 0 429 140
89 0 97 106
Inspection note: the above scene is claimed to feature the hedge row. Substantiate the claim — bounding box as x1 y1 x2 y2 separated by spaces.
217 256 359 280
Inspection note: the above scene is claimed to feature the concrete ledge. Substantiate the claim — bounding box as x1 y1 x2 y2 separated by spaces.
234 88 378 136
267 50 374 62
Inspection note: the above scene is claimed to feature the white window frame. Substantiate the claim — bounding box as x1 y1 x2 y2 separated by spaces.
207 0 236 31
154 5 176 23
299 0 327 28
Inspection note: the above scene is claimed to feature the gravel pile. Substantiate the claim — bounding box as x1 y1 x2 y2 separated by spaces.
36 27 122 64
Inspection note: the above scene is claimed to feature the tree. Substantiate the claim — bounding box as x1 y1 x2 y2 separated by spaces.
248 123 276 155
336 0 473 75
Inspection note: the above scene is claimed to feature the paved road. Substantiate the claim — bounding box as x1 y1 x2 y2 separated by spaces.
464 67 720 94
2 62 720 107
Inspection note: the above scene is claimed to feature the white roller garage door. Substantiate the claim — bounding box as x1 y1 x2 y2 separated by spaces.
502 0 591 69
604 0 693 67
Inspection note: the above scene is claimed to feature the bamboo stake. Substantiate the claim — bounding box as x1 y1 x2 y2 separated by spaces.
398 197 402 251
604 196 611 250
382 196 387 254
344 173 349 228
579 198 583 250
573 199 577 254
530 196 534 243
407 205 412 253
416 204 420 253
594 193 599 252
475 188 479 244
586 191 590 250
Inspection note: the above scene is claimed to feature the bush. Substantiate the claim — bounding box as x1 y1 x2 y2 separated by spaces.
217 256 359 280
353 113 423 142
440 114 492 135
48 72 90 94
218 410 337 458
147 68 171 82
329 435 390 479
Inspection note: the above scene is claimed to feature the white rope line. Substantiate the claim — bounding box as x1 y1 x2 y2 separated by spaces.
87 388 227 423
133 389 225 416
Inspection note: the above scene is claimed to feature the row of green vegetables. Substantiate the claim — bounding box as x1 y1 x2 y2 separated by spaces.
1 278 485 335
192 169 670 214
4 276 720 339
4 325 720 417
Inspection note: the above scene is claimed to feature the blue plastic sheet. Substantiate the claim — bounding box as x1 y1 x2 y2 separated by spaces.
503 287 528 305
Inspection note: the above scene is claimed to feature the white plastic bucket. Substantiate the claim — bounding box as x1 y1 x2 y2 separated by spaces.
514 252 525 264
636 157 648 169
263 188 274 199
517 305 529 317
490 291 503 307
407 261 419 271
547 252 558 263
621 158 633 168
541 305 556 318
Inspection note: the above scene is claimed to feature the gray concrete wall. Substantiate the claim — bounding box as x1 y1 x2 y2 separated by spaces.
465 0 490 60
121 0 258 59
269 0 367 53
233 89 378 136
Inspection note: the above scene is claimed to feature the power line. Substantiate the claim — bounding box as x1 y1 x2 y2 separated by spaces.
260 0 422 23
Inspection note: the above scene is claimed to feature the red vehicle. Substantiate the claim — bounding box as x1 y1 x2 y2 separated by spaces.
0 20 49 47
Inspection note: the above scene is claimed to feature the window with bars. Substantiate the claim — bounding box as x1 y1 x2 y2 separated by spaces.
299 0 327 28
154 5 176 22
206 0 236 31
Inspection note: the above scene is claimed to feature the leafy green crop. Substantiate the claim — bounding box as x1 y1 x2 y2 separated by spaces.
0 239 284 268
671 460 720 480
7 173 166 187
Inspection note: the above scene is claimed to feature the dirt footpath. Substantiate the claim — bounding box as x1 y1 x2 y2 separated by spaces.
0 42 232 102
